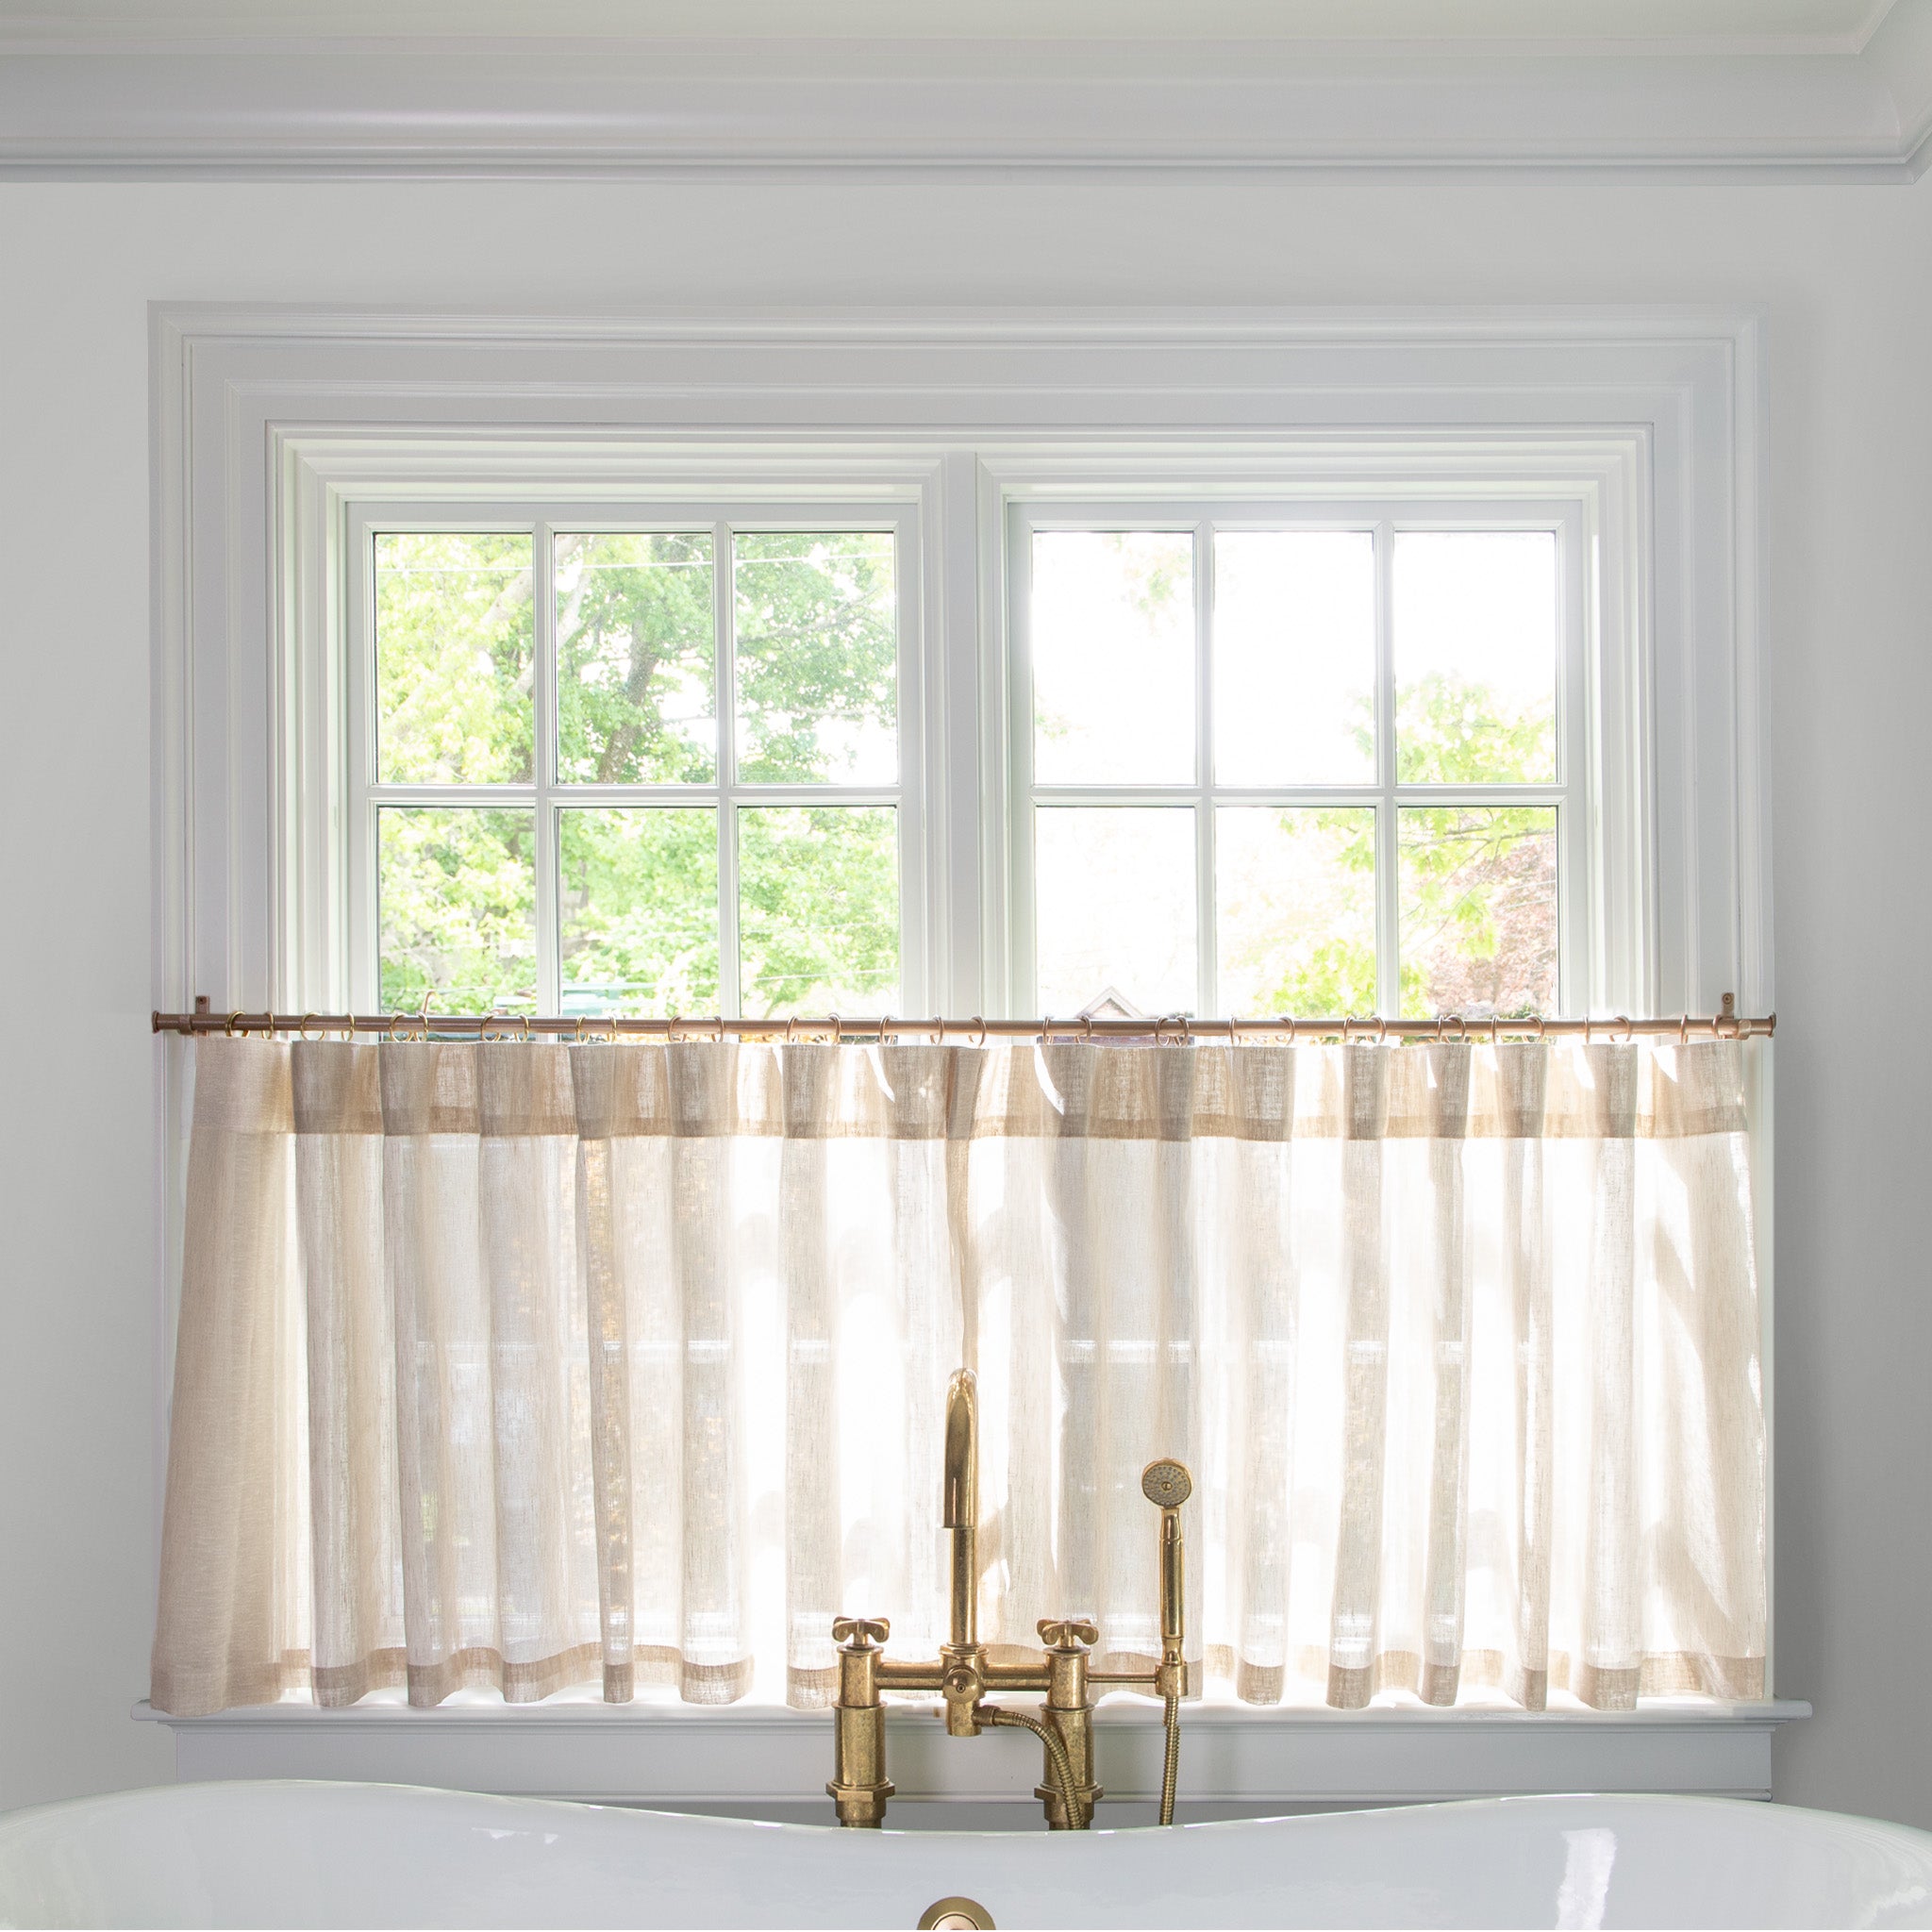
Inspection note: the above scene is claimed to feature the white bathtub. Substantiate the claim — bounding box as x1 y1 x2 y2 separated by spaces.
3 1780 1930 1929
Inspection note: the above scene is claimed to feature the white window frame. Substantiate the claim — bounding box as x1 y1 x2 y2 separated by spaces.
1003 496 1594 1021
341 498 930 1020
149 306 1789 1806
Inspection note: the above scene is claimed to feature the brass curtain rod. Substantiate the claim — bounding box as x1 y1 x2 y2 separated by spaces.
154 993 1774 1045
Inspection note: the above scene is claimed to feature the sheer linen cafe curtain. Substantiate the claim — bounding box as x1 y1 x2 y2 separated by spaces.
151 1036 1766 1719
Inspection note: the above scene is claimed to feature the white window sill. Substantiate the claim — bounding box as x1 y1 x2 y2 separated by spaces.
135 1695 1809 1812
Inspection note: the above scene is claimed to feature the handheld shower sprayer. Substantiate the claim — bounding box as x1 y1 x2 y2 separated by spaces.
1141 1458 1192 1825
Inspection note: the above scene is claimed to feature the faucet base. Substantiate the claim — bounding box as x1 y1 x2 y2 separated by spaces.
1035 1780 1103 1831
826 1779 894 1827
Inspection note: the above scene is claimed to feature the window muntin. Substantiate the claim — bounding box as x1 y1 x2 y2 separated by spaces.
1008 507 1580 1022
353 511 914 1021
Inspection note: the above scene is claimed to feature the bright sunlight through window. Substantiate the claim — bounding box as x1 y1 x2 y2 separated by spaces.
1019 521 1565 1022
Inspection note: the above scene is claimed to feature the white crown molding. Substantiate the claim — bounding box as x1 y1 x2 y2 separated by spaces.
1869 0 1932 161
0 0 1902 51
5 18 1932 181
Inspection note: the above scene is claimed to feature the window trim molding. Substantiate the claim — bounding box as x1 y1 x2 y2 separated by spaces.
151 303 1774 1801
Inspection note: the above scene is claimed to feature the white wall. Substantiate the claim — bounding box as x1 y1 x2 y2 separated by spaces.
1 175 1927 1827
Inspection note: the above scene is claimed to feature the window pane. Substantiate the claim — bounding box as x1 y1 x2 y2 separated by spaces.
557 534 715 784
1394 532 1557 784
558 808 719 1016
1217 808 1377 1018
1398 805 1557 1019
1032 532 1194 785
734 532 896 784
1214 533 1375 785
1035 808 1196 1016
375 533 534 784
378 808 537 1013
739 807 899 1016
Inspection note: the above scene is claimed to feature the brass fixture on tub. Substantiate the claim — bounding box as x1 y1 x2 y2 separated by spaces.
826 1367 1191 1832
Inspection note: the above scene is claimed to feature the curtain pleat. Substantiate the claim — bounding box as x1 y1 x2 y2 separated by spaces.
1418 1045 1473 1707
154 1036 1767 1717
1495 1043 1553 1708
1327 1046 1390 1707
151 1041 309 1716
291 1044 400 1705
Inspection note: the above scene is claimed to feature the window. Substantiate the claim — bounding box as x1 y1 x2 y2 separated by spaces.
350 510 920 1019
341 491 1595 1025
1009 508 1580 1023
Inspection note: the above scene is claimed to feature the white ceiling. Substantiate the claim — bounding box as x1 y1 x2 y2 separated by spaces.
0 0 1904 49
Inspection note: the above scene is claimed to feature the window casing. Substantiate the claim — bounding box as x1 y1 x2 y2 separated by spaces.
154 307 1776 1798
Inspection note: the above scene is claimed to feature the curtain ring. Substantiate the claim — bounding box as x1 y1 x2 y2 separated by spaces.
880 1013 895 1045
1083 1013 1095 1044
225 1009 244 1038
1679 1012 1691 1047
477 1009 502 1042
607 1017 621 1045
1618 1015 1634 1044
1489 1015 1501 1049
418 991 433 1042
299 1013 319 1042
575 1016 587 1044
1583 1015 1594 1048
830 1013 842 1047
667 1011 681 1044
972 1015 987 1048
518 1013 532 1043
1532 1014 1546 1046
389 1011 408 1043
714 1015 727 1044
1374 1016 1388 1046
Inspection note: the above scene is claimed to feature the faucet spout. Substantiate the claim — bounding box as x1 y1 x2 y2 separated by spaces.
942 1368 977 1651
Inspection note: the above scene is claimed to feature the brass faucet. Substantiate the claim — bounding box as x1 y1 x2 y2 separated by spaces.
827 1368 1192 1831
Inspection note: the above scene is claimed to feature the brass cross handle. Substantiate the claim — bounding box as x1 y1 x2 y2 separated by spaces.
833 1616 891 1648
1037 1618 1098 1651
